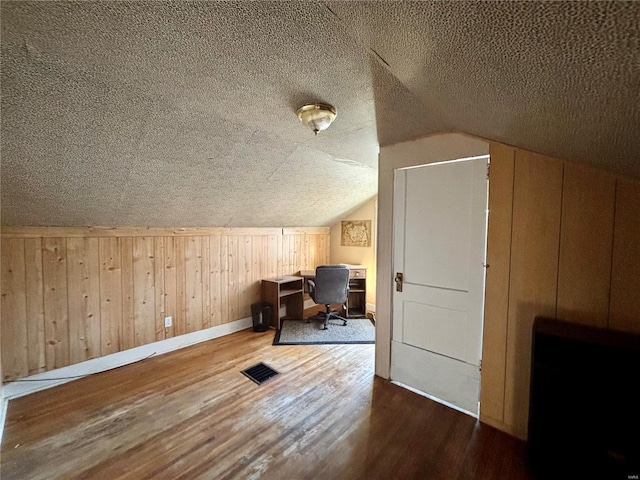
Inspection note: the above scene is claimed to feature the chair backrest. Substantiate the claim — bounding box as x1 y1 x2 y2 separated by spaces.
312 264 350 305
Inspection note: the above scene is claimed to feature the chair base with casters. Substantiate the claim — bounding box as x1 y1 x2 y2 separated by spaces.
309 303 348 330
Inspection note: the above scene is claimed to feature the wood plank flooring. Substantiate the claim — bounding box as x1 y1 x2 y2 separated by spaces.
1 328 535 479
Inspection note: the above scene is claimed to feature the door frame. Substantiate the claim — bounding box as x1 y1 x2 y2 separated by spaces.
374 133 490 380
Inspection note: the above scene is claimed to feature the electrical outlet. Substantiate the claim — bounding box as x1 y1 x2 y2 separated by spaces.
164 316 172 328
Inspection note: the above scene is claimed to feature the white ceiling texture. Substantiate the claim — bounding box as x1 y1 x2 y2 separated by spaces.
2 1 639 227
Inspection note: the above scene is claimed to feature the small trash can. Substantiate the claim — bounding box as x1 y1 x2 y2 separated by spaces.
251 302 272 332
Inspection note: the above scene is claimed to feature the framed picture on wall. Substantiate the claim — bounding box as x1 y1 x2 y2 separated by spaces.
341 220 371 247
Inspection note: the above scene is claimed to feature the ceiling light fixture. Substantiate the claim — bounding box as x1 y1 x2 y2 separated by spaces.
296 103 337 135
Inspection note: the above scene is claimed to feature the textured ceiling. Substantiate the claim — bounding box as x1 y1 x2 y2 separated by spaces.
2 1 639 227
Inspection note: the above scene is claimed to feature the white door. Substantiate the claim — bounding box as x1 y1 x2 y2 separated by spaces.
391 157 488 415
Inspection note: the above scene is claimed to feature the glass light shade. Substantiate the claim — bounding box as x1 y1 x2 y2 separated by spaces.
296 103 337 135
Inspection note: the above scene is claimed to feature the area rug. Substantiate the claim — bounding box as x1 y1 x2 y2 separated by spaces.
273 318 375 345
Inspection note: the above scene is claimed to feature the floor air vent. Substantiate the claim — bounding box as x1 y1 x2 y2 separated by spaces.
241 362 279 385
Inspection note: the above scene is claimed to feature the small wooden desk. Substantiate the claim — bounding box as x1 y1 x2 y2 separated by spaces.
261 276 304 330
299 265 367 318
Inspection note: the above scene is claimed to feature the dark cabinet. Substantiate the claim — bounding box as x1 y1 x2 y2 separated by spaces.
528 317 640 478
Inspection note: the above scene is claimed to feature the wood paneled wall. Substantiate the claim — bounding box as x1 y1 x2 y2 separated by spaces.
480 144 640 439
1 227 330 382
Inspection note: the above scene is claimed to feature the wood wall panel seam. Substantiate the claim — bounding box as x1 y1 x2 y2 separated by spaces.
164 237 177 338
607 180 618 330
154 237 166 341
203 236 211 330
501 148 515 424
502 148 516 423
554 164 565 320
480 143 514 423
503 151 563 439
120 237 135 351
25 238 46 375
609 177 640 333
556 163 615 328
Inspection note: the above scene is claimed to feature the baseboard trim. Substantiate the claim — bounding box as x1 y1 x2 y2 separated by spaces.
2 317 253 401
479 413 526 441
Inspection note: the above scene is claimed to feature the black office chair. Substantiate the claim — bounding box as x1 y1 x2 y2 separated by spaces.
307 264 350 330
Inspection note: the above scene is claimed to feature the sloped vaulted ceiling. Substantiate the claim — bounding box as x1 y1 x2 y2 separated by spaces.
1 1 639 227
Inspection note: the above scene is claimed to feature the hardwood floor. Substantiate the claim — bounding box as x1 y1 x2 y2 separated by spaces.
1 328 535 479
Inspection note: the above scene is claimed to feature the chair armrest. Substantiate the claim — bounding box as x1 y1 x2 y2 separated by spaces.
307 279 316 299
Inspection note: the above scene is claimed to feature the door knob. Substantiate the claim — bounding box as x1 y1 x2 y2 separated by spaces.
394 272 403 292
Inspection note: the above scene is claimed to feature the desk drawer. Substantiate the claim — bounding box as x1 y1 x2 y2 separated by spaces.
349 269 366 279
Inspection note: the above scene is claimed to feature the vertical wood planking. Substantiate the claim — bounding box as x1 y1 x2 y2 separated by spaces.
42 238 69 370
317 233 330 265
227 236 239 322
184 236 203 333
260 236 270 282
209 235 222 327
326 233 330 263
66 238 101 364
99 237 121 354
610 177 640 334
251 236 263 307
316 234 322 267
322 234 329 264
294 235 302 273
298 234 304 270
132 237 156 346
312 233 319 266
120 237 135 351
308 233 317 268
1 239 28 380
480 143 515 424
309 234 314 267
219 236 229 324
66 238 83 363
2 228 334 380
24 238 46 375
259 236 270 315
281 234 291 275
238 236 252 319
557 162 615 328
267 235 278 279
323 234 329 263
290 234 298 274
504 151 563 438
302 234 311 270
163 237 177 338
290 235 297 273
277 234 284 276
85 238 101 358
202 236 211 329
154 238 166 340
236 236 247 319
317 234 322 266
175 237 187 336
